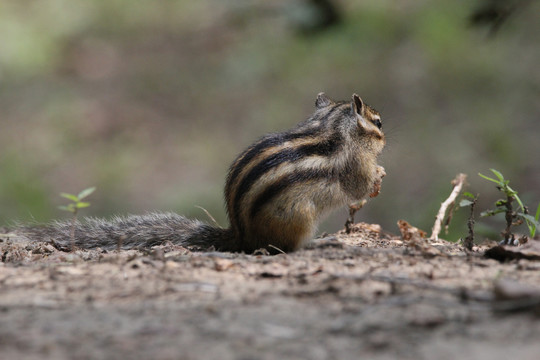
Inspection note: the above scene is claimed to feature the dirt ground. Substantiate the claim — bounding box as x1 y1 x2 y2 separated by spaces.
2 222 540 360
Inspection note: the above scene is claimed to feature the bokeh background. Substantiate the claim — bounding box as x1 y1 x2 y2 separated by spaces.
1 0 538 240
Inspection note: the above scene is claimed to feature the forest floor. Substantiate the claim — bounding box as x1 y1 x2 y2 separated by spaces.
2 222 540 360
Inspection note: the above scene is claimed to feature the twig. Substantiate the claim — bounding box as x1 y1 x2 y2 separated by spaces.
431 173 467 241
502 193 515 244
463 195 478 251
268 244 286 255
195 206 222 228
443 201 456 234
344 200 367 234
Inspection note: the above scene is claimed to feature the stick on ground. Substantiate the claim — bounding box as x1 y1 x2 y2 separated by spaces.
464 195 477 251
431 173 467 241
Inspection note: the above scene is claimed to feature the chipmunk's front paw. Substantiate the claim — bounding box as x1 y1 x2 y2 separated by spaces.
369 166 386 198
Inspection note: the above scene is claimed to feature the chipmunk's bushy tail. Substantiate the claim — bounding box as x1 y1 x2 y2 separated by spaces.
17 212 236 251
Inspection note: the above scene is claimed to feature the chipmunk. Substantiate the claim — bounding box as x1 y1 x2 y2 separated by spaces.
16 93 386 253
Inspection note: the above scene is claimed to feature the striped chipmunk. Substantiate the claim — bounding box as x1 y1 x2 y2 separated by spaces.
17 93 386 253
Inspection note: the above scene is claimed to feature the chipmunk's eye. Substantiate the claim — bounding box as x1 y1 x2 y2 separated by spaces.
373 119 382 129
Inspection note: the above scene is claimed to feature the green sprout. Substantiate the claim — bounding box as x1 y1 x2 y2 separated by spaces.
58 187 96 251
479 169 540 244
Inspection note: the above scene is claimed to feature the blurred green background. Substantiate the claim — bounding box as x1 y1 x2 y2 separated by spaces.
1 0 538 240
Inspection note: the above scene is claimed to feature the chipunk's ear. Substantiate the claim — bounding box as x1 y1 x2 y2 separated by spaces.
352 93 369 129
351 94 364 115
315 92 333 109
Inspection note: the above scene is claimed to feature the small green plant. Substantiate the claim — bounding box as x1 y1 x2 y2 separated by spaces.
478 169 540 244
58 187 96 251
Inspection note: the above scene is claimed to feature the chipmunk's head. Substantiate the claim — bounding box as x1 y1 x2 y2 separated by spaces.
315 92 385 149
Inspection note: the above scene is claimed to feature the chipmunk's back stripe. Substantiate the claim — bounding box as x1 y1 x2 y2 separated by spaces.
227 130 317 193
249 168 334 219
237 131 342 199
233 132 342 207
226 102 348 238
226 103 345 193
232 132 343 238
